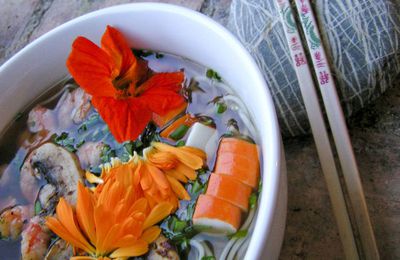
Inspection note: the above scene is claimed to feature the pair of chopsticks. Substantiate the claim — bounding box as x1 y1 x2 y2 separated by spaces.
275 0 379 258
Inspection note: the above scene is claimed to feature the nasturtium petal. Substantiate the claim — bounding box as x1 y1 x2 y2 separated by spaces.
66 37 116 98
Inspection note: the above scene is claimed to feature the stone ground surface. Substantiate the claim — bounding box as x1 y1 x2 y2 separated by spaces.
0 0 399 259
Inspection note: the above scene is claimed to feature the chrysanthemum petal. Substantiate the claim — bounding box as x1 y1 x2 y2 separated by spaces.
166 175 190 200
85 171 104 184
143 202 173 230
152 142 204 169
141 226 161 244
76 183 96 244
109 239 148 258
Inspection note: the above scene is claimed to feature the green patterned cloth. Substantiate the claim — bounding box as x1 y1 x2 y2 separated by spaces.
228 0 400 137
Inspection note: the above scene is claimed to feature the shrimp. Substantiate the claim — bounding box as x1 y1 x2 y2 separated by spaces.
56 88 91 129
21 216 51 260
45 239 73 260
0 205 33 240
27 106 57 133
76 141 105 169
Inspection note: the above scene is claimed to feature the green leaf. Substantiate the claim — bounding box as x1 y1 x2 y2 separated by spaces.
123 142 135 155
34 201 42 215
249 193 258 209
206 69 222 82
78 124 87 133
76 140 85 148
230 229 248 239
202 256 216 260
155 53 164 59
216 102 227 114
14 112 23 122
174 220 187 233
191 180 204 194
176 140 186 147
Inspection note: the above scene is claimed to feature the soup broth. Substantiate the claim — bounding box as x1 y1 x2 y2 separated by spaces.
0 52 261 259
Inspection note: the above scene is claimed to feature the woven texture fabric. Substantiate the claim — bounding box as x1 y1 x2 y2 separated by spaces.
227 0 400 137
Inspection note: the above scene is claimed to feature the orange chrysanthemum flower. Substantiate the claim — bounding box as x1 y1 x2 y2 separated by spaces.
92 142 206 210
46 181 173 259
66 25 186 143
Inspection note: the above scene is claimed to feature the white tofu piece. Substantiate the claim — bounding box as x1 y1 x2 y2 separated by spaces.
186 123 218 160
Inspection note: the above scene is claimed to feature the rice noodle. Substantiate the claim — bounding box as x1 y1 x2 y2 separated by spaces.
200 241 213 256
220 208 256 259
42 83 74 108
237 237 251 259
190 239 205 259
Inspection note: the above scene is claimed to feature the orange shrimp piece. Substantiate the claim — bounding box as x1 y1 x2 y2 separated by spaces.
206 174 252 212
214 138 260 188
193 194 242 234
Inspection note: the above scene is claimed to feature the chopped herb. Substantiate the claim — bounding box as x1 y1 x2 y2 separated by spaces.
185 201 196 220
15 112 23 121
202 256 216 260
155 53 164 59
34 201 42 215
206 69 222 82
173 220 187 233
78 124 87 133
208 95 223 105
191 180 204 194
53 132 69 142
188 78 205 92
76 140 85 148
53 132 76 152
131 49 153 57
229 229 248 239
123 142 135 155
197 115 215 127
91 129 102 141
197 168 208 175
249 193 258 209
176 140 186 147
64 144 77 153
87 113 100 126
169 125 189 141
120 152 131 162
216 102 227 114
100 144 115 163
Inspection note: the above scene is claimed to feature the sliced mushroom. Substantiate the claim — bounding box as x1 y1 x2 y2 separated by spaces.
35 184 58 215
21 216 51 260
148 234 179 260
45 239 73 260
0 205 33 240
29 143 84 205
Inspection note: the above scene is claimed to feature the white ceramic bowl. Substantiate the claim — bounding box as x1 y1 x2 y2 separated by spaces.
0 3 287 259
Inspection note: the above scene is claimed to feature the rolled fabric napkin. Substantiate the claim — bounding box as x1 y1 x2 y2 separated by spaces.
227 0 400 137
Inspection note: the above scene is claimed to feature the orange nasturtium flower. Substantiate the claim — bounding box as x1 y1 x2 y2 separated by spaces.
66 25 186 143
46 182 173 259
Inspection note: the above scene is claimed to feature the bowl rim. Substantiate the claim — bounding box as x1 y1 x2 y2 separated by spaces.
0 3 283 259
